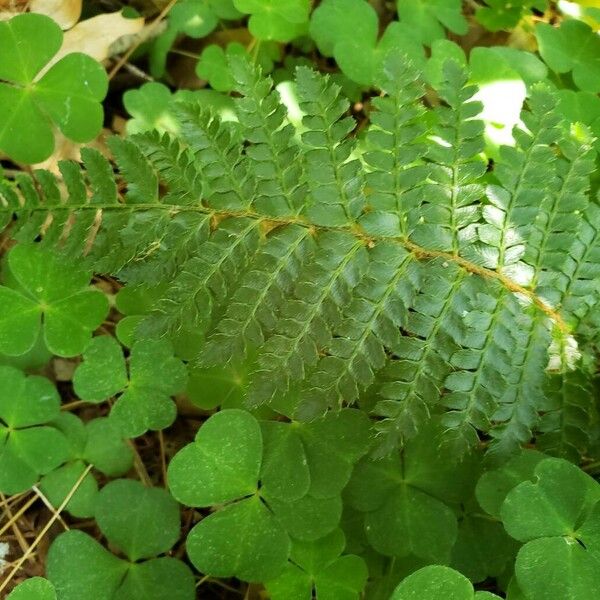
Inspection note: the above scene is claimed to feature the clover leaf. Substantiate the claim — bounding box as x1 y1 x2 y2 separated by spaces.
73 335 187 437
38 414 97 518
500 458 600 600
475 449 545 518
451 498 518 583
396 0 468 45
345 420 481 562
0 367 69 494
0 245 109 357
197 43 248 92
266 529 368 600
536 20 600 92
7 578 57 600
391 565 502 599
168 408 368 581
233 0 310 41
124 83 181 135
476 0 547 32
168 409 289 581
197 42 280 92
124 83 235 135
259 409 370 502
0 13 107 163
47 480 194 600
150 0 242 77
309 0 424 85
39 414 133 518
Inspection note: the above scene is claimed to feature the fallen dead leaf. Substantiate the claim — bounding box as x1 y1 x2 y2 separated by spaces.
52 11 145 66
30 0 81 29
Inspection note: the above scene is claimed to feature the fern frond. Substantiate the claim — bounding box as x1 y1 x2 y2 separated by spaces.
302 243 420 417
537 367 594 462
475 86 563 273
248 231 369 407
410 61 486 254
176 103 253 210
230 58 306 217
296 67 364 226
363 59 428 238
134 130 203 206
201 224 314 366
1 57 598 459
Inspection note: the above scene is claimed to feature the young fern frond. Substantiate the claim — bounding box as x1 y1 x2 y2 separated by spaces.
1 56 598 460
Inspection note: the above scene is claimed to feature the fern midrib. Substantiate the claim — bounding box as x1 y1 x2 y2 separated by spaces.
4 200 569 333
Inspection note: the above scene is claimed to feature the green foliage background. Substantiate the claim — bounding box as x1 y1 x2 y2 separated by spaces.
2 1 600 599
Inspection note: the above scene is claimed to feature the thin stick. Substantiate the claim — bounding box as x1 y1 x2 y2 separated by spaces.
108 0 178 80
32 486 69 531
127 440 152 487
158 430 168 486
0 493 31 564
0 495 37 538
0 465 93 595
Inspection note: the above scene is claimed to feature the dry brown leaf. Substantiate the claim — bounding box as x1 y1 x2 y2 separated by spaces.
32 129 111 173
52 11 145 65
29 0 81 29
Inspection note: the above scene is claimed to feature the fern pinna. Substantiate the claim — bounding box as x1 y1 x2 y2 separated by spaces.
1 56 598 460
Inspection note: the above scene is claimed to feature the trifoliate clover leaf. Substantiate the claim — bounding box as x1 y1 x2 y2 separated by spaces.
309 0 424 86
150 0 242 77
47 528 195 600
536 20 600 92
501 458 600 542
266 529 368 600
187 495 290 582
169 409 263 506
124 83 235 135
95 479 181 561
451 498 519 583
7 578 57 600
0 245 109 357
73 336 128 402
500 458 600 600
514 534 600 600
345 421 481 562
475 449 545 518
391 565 502 599
38 414 133 517
0 366 69 494
38 414 97 517
0 13 107 163
197 43 247 92
83 417 134 477
124 83 181 135
169 409 358 581
396 0 468 45
233 0 310 41
476 0 547 32
260 409 370 502
73 336 187 437
47 480 193 600
197 42 280 92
